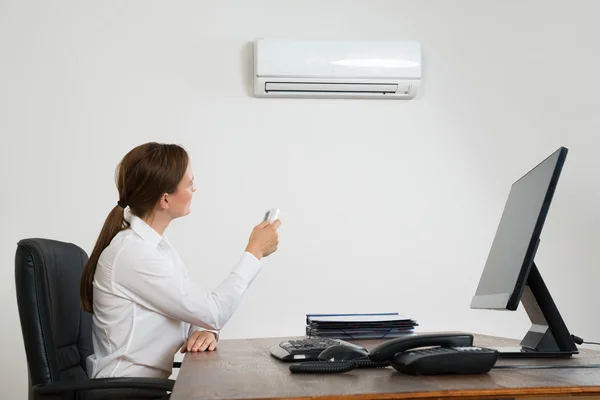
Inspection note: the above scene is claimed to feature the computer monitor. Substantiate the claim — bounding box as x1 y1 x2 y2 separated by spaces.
470 146 578 358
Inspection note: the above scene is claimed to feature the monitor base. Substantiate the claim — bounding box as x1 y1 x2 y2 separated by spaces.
489 346 576 358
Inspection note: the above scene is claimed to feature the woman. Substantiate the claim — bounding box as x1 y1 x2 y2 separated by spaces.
80 142 280 379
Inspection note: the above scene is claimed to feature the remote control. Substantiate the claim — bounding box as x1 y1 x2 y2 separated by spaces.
263 208 280 223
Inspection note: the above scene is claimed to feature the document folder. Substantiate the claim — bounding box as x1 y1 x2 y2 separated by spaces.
305 312 418 340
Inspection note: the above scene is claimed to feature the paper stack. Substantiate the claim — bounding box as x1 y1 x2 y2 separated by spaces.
305 312 418 340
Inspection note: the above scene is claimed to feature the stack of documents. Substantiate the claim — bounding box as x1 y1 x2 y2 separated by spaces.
305 312 418 340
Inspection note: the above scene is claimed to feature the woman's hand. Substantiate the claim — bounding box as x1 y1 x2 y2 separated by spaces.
180 330 218 353
245 219 281 260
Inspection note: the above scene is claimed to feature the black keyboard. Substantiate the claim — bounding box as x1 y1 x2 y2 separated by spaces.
270 338 364 361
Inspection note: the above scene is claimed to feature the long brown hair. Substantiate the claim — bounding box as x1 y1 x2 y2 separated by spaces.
80 142 189 313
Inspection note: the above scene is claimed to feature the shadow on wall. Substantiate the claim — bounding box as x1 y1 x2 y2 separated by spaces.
242 41 254 98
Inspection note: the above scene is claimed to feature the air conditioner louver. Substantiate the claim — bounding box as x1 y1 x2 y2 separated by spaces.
264 82 409 94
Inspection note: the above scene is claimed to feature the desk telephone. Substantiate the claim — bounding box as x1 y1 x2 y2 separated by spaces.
287 333 499 375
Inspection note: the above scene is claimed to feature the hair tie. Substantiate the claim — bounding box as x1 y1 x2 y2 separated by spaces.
117 200 127 209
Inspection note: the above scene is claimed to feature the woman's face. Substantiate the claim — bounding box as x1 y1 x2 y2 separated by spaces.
167 163 196 218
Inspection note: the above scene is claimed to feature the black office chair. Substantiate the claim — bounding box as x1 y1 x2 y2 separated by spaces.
15 238 176 400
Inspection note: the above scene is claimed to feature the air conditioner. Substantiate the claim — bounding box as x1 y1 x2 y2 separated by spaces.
252 39 421 99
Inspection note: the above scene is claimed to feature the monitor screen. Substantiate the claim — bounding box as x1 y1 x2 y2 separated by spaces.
470 147 567 311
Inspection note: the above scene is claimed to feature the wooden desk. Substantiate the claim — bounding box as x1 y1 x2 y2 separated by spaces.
171 334 600 400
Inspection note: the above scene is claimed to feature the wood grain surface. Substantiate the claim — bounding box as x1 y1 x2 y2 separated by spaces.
171 333 600 400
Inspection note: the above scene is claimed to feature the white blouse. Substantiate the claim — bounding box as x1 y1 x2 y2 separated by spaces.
86 209 262 379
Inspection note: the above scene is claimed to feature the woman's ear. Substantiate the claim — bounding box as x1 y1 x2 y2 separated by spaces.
159 193 169 210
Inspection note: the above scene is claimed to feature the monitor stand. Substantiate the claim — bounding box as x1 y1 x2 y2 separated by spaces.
487 262 578 358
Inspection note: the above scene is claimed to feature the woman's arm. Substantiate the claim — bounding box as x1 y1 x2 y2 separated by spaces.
112 242 262 331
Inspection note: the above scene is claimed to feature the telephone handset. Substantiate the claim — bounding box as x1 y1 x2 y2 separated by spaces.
368 333 499 375
368 333 474 362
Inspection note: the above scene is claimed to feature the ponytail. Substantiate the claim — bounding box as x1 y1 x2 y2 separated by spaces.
80 205 130 313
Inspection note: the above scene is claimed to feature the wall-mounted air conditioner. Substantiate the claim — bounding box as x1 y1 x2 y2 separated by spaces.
253 39 421 99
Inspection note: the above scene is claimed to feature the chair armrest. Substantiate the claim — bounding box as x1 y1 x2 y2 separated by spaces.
33 377 175 395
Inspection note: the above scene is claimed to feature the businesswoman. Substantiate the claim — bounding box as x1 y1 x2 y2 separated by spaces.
80 142 280 379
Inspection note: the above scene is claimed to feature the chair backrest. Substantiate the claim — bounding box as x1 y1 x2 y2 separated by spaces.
15 238 94 396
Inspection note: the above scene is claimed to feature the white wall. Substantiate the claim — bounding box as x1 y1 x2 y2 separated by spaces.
2 0 600 396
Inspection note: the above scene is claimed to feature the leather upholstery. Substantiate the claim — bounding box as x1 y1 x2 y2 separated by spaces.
15 239 93 394
15 238 173 400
